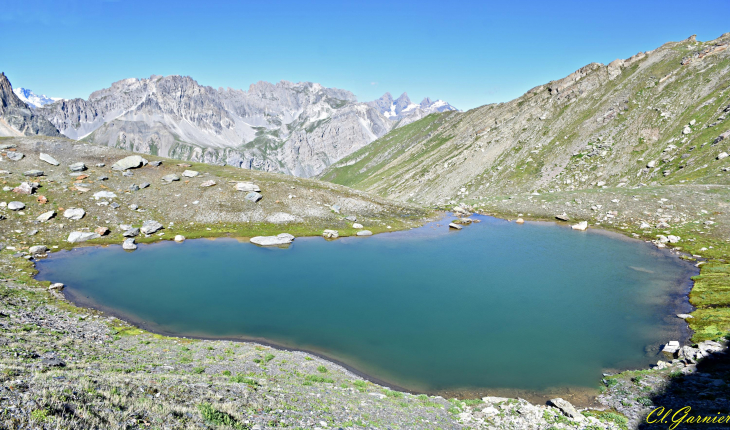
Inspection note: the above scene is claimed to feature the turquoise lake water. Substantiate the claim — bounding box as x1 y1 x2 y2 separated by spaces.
35 215 696 395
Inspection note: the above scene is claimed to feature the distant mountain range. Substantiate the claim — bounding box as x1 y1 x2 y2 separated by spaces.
13 76 456 177
367 92 457 126
12 87 61 108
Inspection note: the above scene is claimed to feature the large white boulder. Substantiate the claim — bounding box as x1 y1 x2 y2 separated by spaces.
122 238 137 250
112 155 148 171
93 191 117 200
236 182 260 192
250 233 295 246
63 208 86 220
140 220 163 235
67 231 100 243
39 153 60 166
323 229 339 239
571 221 588 231
8 201 25 211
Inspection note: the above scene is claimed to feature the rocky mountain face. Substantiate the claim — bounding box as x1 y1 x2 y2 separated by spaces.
0 73 60 137
367 92 457 127
320 34 730 205
12 87 61 108
35 77 450 178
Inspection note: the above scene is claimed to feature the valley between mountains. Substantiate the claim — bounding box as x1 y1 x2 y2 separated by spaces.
0 33 730 430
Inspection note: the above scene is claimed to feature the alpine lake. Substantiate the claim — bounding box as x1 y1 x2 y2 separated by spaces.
35 214 697 402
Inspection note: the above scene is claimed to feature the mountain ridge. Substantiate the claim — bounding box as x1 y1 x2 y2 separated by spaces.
33 75 455 178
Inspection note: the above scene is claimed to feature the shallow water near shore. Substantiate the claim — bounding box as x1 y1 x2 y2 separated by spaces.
36 215 696 400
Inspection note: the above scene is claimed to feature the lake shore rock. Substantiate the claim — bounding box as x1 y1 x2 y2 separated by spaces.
250 233 295 246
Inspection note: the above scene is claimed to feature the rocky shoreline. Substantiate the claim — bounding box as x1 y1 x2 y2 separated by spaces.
2 135 730 429
25 214 729 430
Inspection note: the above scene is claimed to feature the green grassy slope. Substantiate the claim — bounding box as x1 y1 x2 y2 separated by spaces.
320 33 730 207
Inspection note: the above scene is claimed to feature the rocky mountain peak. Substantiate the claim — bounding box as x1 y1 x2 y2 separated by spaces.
0 72 60 137
367 90 457 125
394 92 412 112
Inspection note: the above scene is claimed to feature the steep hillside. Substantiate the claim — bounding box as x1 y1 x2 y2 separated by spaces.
0 73 60 137
320 34 730 205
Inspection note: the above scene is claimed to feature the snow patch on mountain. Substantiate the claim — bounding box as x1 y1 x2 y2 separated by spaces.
367 92 457 126
12 88 61 108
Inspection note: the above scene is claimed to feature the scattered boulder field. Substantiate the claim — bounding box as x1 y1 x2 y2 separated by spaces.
0 136 430 255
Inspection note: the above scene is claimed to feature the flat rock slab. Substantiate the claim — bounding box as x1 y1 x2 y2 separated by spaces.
63 208 86 220
140 220 163 235
67 231 101 243
200 180 216 187
250 233 295 246
39 153 60 165
123 228 140 237
8 201 25 211
182 170 200 177
23 170 44 177
6 152 24 161
112 155 148 170
663 341 680 354
69 162 87 172
245 192 262 202
448 223 463 230
162 174 180 182
236 182 260 192
37 210 56 222
356 230 373 236
93 191 117 199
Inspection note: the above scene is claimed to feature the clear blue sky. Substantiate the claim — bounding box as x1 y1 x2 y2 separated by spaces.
1 0 728 110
